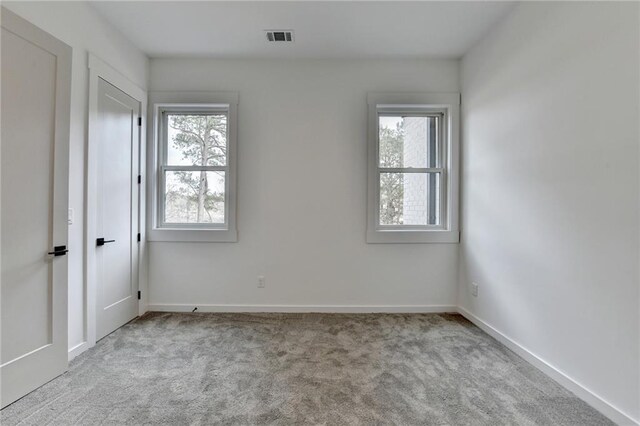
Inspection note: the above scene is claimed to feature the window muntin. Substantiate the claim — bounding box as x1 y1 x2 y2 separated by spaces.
159 109 230 229
376 111 445 229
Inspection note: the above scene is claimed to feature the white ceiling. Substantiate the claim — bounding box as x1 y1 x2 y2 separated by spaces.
91 1 514 59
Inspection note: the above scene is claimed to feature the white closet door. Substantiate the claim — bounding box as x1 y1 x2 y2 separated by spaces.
95 78 140 341
0 8 72 408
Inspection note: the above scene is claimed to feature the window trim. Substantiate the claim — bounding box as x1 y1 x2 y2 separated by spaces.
147 92 238 242
366 92 460 244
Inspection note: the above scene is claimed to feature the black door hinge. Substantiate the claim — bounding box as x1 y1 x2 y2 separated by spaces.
138 117 142 126
138 175 141 184
137 233 141 242
137 291 141 300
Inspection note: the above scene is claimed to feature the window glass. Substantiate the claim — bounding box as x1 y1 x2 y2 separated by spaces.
164 171 225 224
379 172 440 226
166 114 227 167
378 115 438 169
159 110 229 228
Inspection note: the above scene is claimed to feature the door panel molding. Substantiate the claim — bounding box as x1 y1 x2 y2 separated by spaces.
85 54 147 355
1 7 72 408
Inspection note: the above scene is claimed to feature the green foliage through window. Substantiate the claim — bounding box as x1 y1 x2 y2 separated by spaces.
379 121 405 225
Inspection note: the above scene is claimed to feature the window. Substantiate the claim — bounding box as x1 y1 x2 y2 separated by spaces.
367 93 460 243
149 92 238 242
160 110 228 226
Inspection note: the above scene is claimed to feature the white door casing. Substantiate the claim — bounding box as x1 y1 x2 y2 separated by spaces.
0 8 72 408
95 78 140 341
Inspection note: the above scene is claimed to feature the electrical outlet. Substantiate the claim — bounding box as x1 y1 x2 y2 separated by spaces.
471 282 479 297
257 275 265 288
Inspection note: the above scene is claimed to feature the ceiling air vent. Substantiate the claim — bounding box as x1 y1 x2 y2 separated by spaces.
265 30 294 42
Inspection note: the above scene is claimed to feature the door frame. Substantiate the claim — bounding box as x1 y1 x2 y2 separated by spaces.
85 53 147 353
1 7 72 407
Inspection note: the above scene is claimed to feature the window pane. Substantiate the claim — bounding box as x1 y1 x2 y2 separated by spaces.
166 114 227 166
164 171 225 224
379 172 440 226
379 116 438 168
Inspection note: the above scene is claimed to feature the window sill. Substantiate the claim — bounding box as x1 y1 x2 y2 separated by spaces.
147 228 237 243
366 229 459 244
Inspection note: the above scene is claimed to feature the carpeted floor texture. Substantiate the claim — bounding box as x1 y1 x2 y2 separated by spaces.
1 312 612 425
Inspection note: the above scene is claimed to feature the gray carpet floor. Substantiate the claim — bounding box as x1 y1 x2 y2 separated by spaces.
1 312 612 425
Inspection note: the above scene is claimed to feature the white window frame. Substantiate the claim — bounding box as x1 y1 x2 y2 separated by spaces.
366 92 460 243
147 92 238 242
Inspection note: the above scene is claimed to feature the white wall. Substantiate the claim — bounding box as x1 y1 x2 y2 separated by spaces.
148 58 459 310
459 2 639 423
3 2 149 355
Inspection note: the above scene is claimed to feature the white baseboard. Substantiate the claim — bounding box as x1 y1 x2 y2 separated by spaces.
68 341 88 361
457 307 638 426
147 303 458 314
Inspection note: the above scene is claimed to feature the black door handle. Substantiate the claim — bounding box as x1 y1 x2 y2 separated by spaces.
96 238 115 246
48 245 68 256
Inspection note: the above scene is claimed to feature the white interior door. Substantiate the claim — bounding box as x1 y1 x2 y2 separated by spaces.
0 9 72 408
96 78 140 341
